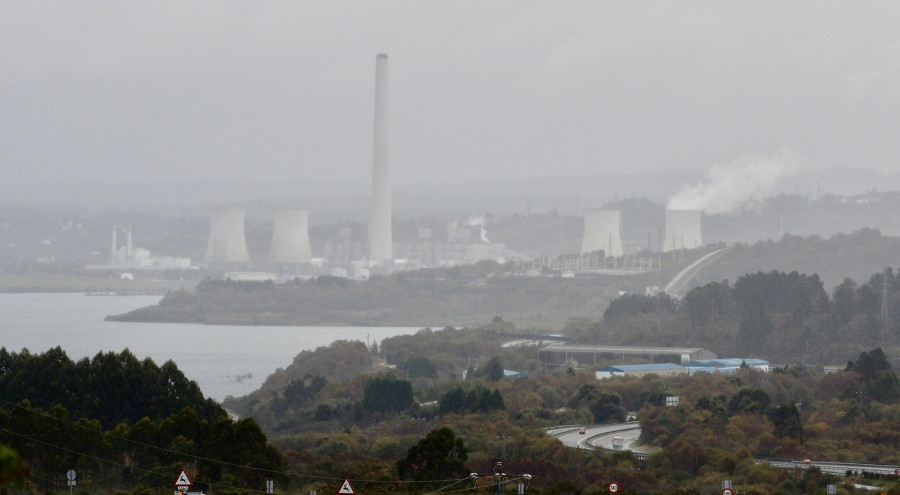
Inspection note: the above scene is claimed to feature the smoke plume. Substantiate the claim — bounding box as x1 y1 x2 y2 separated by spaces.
667 151 801 214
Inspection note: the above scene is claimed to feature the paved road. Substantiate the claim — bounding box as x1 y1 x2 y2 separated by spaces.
758 459 900 476
662 248 729 298
548 423 652 456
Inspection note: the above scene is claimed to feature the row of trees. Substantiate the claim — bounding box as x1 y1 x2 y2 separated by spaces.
581 267 900 363
0 401 283 493
0 347 224 429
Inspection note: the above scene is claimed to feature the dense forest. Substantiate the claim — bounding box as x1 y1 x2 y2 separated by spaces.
0 349 282 494
9 341 900 494
566 266 900 364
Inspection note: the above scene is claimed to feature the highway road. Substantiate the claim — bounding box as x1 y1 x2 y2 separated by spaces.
758 459 900 476
550 425 899 479
662 248 729 298
547 423 652 457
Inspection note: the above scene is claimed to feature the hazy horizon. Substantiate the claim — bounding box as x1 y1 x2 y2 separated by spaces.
4 2 900 193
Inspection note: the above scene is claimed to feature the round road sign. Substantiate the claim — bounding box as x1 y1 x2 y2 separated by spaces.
722 489 734 495
66 470 76 481
609 482 619 493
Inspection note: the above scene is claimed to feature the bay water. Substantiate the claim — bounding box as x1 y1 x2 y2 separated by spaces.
0 293 421 401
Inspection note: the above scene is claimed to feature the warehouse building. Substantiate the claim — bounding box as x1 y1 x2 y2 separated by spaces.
684 358 769 375
595 363 688 379
538 344 716 369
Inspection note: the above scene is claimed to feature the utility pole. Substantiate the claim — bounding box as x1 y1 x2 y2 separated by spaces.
498 432 509 459
469 459 532 495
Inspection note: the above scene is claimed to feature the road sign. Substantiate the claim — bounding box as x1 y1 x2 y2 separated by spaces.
609 482 619 493
337 478 356 495
67 470 76 481
722 489 734 495
173 469 193 489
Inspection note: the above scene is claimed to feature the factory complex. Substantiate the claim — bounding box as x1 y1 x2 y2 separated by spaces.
86 54 709 281
536 343 768 379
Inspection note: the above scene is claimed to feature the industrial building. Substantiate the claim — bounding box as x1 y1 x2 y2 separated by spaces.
205 208 250 265
684 358 769 375
581 209 624 257
538 344 716 368
594 358 770 379
87 225 192 271
368 53 392 267
268 208 312 264
595 363 688 379
664 210 703 252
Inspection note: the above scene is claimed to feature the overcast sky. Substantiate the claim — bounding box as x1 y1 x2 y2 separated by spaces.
3 1 900 187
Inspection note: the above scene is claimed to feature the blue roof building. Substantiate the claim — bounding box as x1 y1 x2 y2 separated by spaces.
684 358 769 375
595 363 688 379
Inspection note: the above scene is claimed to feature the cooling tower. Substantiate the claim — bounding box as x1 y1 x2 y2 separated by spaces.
267 209 311 264
368 53 393 266
580 209 623 257
205 208 250 264
664 210 703 251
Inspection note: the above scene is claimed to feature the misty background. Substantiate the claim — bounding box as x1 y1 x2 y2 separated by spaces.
4 1 900 291
3 2 900 192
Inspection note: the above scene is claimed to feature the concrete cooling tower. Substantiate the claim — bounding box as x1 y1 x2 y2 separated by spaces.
205 208 250 264
369 53 393 266
268 209 311 264
664 210 703 251
580 209 623 257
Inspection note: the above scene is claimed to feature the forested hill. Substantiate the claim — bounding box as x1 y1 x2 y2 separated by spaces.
689 228 900 291
106 261 671 328
570 266 900 364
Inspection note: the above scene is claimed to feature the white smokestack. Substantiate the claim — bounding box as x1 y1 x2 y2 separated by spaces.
369 53 392 266
110 228 117 260
205 208 250 264
126 226 132 260
581 209 623 257
268 209 312 264
664 210 703 252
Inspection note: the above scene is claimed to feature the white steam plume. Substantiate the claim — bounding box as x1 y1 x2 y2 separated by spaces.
667 151 801 214
466 215 490 243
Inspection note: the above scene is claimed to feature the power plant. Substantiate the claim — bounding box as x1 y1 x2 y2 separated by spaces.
205 208 251 264
368 53 393 267
268 209 312 264
580 209 623 257
664 210 703 251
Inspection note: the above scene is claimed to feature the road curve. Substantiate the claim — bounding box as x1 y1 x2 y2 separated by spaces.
663 248 729 298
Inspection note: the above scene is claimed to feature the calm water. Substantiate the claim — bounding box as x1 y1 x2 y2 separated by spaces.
0 293 421 401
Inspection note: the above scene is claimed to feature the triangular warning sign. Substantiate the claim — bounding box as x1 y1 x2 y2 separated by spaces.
337 477 355 495
173 469 193 487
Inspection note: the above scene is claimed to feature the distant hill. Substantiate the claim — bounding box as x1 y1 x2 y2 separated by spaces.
689 228 900 291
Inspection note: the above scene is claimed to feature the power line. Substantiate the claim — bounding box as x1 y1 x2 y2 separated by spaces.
0 398 480 486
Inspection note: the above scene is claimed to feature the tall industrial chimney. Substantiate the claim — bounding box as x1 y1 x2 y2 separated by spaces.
368 53 392 266
581 209 624 257
664 210 703 251
205 208 250 264
268 209 312 264
126 226 133 260
110 228 117 261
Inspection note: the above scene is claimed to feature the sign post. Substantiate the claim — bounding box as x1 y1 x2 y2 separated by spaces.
66 470 76 495
173 469 193 494
337 478 356 495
